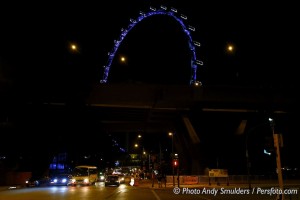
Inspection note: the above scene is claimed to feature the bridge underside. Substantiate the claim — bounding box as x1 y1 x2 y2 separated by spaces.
84 84 296 133
1 83 297 174
83 84 297 174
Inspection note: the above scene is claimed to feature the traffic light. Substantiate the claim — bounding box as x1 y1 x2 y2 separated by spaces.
173 159 179 167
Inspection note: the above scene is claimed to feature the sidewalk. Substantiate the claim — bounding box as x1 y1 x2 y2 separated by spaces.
135 179 300 190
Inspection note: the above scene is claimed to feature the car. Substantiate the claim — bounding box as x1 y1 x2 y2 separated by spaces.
105 175 120 187
118 175 125 184
49 174 72 186
25 175 50 187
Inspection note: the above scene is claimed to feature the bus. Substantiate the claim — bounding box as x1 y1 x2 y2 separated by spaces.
70 165 98 186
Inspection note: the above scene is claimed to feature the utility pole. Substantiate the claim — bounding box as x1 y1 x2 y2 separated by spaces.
245 132 251 189
148 154 151 171
270 118 284 200
169 132 175 186
177 159 180 188
172 136 175 187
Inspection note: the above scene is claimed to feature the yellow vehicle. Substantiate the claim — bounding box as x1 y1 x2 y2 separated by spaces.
70 165 98 186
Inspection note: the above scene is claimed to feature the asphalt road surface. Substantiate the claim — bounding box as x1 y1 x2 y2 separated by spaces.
0 182 299 200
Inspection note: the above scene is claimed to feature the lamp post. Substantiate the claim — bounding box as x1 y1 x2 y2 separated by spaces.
169 132 174 155
168 132 175 186
245 118 284 197
269 118 284 200
245 132 251 189
135 134 143 169
244 121 269 190
141 147 151 178
134 143 141 169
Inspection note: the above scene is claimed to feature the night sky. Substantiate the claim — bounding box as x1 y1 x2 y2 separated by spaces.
0 1 299 174
1 1 298 88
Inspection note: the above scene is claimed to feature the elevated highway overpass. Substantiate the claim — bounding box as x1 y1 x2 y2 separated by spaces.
84 84 297 133
0 83 298 174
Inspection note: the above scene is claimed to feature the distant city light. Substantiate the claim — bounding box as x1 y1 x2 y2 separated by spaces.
0 156 6 159
119 147 125 152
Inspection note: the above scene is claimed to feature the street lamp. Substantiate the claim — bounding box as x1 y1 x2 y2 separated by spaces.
226 43 235 54
168 131 175 186
227 45 234 52
245 131 251 189
120 56 126 62
269 118 284 197
245 118 284 193
244 120 270 189
172 154 180 187
71 44 77 51
168 132 174 156
135 134 142 168
69 42 79 54
133 143 141 167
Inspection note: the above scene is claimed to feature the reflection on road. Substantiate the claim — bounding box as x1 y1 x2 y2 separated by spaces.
0 183 299 200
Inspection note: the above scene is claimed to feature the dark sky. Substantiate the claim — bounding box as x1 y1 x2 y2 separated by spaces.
0 1 299 172
1 0 298 91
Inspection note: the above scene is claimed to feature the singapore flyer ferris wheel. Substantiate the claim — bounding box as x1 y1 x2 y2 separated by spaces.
100 5 203 86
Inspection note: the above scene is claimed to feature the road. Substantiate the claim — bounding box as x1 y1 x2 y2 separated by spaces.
0 182 299 200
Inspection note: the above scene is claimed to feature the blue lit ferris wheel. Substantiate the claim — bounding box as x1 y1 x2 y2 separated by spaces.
100 5 203 85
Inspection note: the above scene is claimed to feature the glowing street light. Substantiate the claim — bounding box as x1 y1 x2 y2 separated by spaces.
69 42 79 54
120 56 126 62
71 44 77 51
227 45 233 52
168 131 175 186
226 43 235 54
